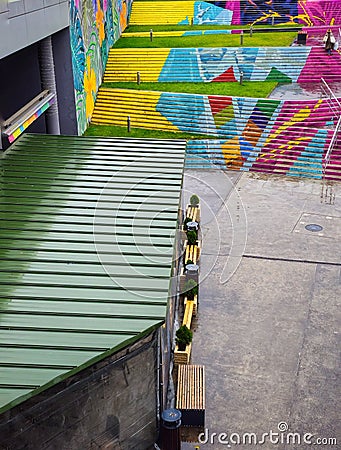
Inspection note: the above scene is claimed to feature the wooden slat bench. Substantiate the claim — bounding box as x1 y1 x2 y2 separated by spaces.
182 300 194 328
176 364 205 427
186 205 200 223
184 242 200 264
184 295 197 316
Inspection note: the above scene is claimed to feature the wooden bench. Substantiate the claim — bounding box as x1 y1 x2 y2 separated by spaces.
182 300 194 328
185 205 200 223
176 364 205 427
184 295 197 316
184 243 200 264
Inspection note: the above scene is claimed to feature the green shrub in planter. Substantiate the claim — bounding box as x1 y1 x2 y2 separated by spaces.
176 324 193 350
187 230 197 245
184 278 198 300
186 259 194 265
183 216 192 231
190 194 199 207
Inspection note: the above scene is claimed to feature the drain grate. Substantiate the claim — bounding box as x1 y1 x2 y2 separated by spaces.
305 224 323 232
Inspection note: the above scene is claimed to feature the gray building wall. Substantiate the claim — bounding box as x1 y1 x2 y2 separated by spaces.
0 0 69 60
52 28 78 135
0 332 159 450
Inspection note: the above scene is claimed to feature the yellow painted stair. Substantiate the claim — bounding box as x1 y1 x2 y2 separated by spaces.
104 48 171 82
92 88 180 132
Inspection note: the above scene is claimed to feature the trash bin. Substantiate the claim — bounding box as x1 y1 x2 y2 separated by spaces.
185 264 199 283
297 31 307 45
159 409 181 450
186 221 198 231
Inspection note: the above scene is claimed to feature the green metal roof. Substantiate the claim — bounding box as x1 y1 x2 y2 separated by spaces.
0 133 186 413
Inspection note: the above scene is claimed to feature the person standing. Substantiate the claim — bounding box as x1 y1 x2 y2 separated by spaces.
323 29 336 55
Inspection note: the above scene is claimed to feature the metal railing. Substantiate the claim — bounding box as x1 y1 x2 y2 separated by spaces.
320 78 341 175
323 114 341 170
320 77 341 118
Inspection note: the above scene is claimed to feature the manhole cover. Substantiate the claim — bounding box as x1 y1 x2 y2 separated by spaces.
305 224 323 232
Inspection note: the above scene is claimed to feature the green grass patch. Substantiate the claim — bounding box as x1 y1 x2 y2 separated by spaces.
85 124 213 140
114 31 297 48
101 81 279 98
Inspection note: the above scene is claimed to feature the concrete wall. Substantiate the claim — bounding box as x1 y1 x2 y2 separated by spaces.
0 0 69 60
0 332 158 450
53 28 78 135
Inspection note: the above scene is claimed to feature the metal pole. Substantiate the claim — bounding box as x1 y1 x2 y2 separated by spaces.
250 26 253 37
240 30 244 46
127 116 131 132
239 70 244 85
150 29 153 41
191 17 194 26
137 71 140 85
271 16 275 26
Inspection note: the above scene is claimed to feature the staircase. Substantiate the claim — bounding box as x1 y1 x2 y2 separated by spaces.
298 46 341 83
186 132 341 181
104 49 171 82
92 88 341 180
104 46 341 83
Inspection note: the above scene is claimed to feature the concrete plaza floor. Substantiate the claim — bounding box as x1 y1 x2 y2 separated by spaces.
181 170 340 450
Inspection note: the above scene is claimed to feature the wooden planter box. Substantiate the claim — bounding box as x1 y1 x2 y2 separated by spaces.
174 342 192 365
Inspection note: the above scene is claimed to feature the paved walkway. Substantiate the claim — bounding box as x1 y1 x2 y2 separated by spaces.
181 170 340 449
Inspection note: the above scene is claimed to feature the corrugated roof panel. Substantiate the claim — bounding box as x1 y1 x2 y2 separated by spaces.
0 285 167 301
1 299 167 318
0 390 32 409
0 348 103 368
0 133 186 413
0 330 135 350
0 367 72 387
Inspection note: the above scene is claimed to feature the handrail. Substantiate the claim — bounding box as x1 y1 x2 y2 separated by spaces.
320 78 341 120
320 78 341 175
1 90 55 144
323 114 341 172
320 78 341 110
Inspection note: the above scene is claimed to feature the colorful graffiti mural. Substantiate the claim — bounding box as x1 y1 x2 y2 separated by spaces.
130 1 341 27
92 88 340 179
105 45 341 83
70 0 132 134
